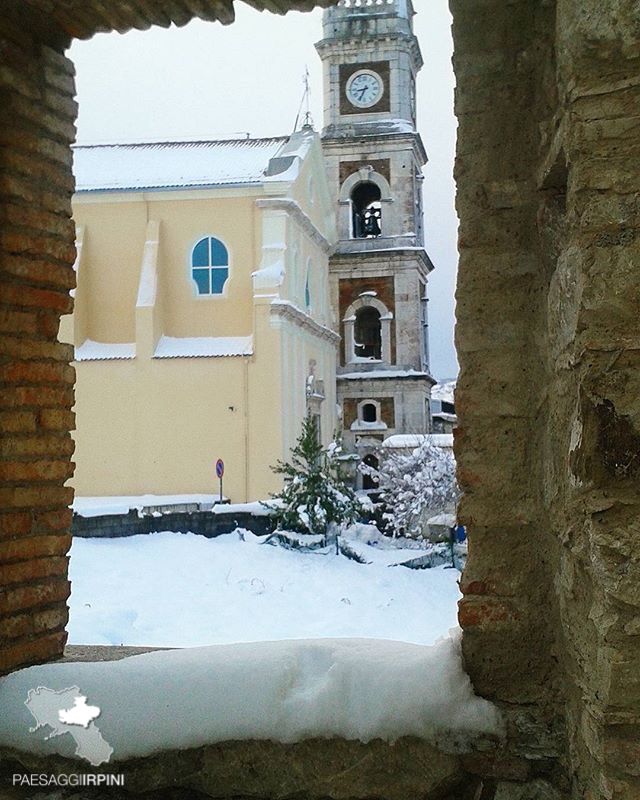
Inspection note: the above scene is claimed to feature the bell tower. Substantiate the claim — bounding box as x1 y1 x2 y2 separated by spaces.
316 0 435 481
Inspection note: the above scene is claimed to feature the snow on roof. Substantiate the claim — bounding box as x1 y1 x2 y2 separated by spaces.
153 335 253 359
73 138 288 193
382 434 454 449
431 380 456 404
0 634 502 761
75 340 135 361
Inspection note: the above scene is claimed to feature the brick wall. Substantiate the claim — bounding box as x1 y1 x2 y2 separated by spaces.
0 14 77 675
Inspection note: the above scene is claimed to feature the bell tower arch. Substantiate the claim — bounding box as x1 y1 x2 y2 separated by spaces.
316 0 435 460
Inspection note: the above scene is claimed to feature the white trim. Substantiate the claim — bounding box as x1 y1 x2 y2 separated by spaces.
270 300 340 347
255 198 333 254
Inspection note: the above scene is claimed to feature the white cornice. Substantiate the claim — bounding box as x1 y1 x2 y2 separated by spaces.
270 301 340 348
256 198 334 255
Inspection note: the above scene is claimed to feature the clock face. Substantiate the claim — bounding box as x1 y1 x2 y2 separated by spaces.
346 70 384 109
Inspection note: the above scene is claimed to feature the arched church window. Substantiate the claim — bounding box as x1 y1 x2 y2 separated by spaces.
354 306 382 360
351 181 382 239
191 236 229 295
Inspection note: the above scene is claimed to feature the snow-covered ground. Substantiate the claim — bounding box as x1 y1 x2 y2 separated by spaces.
67 528 461 648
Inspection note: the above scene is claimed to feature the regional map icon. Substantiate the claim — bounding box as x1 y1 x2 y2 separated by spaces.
25 686 113 766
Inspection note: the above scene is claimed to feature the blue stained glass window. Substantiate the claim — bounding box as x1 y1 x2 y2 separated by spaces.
191 236 229 295
211 268 229 294
192 238 210 267
193 268 210 295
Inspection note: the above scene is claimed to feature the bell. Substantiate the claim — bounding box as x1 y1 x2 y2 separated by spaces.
363 211 381 237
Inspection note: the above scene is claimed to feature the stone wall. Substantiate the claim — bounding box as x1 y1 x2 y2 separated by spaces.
451 0 640 797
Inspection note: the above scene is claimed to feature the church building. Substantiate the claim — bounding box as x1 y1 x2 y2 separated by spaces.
62 0 434 502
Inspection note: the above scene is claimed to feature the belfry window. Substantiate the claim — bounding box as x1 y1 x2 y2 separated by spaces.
191 236 229 295
362 402 377 423
351 181 382 239
354 306 382 360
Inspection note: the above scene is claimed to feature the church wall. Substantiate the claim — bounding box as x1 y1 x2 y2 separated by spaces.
72 355 250 499
71 200 147 344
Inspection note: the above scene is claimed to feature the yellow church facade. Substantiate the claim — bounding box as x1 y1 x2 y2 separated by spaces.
59 128 339 503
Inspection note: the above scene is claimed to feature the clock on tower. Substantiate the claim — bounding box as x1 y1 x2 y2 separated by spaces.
316 0 436 485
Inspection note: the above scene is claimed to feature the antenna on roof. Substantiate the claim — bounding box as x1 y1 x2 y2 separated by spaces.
293 67 314 132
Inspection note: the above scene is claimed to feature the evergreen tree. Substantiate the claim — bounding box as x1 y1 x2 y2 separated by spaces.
267 415 363 536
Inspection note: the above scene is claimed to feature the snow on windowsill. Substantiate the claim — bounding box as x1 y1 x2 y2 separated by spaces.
153 335 253 359
75 340 135 361
0 633 503 762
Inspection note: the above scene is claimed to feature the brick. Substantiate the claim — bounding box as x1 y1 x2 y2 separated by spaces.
0 308 38 335
1 283 72 313
43 87 78 120
38 408 75 431
0 384 73 409
0 126 73 167
0 335 73 362
0 433 75 458
0 629 67 674
0 459 74 482
0 229 75 264
3 201 75 239
38 310 64 338
0 605 68 641
458 598 516 629
0 360 75 385
0 409 37 433
0 512 32 538
0 253 76 289
0 578 70 616
0 556 68 587
0 94 77 143
41 46 75 76
34 508 72 532
1 148 75 193
0 533 71 564
0 485 74 510
43 66 75 96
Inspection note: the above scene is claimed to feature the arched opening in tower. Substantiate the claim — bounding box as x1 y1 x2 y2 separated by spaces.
354 306 382 359
351 181 382 238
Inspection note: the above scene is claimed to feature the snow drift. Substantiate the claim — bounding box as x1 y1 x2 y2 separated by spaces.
0 634 502 762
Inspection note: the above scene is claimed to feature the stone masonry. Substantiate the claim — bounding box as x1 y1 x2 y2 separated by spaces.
452 0 640 797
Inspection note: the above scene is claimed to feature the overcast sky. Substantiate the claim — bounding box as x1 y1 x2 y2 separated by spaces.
68 1 458 380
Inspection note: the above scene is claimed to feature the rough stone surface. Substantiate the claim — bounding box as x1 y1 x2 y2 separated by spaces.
0 738 472 800
451 0 640 797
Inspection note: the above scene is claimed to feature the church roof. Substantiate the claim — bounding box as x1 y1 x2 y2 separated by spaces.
72 137 289 193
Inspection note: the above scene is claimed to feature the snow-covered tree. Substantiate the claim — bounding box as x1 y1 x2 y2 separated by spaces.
365 439 458 538
267 415 364 537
